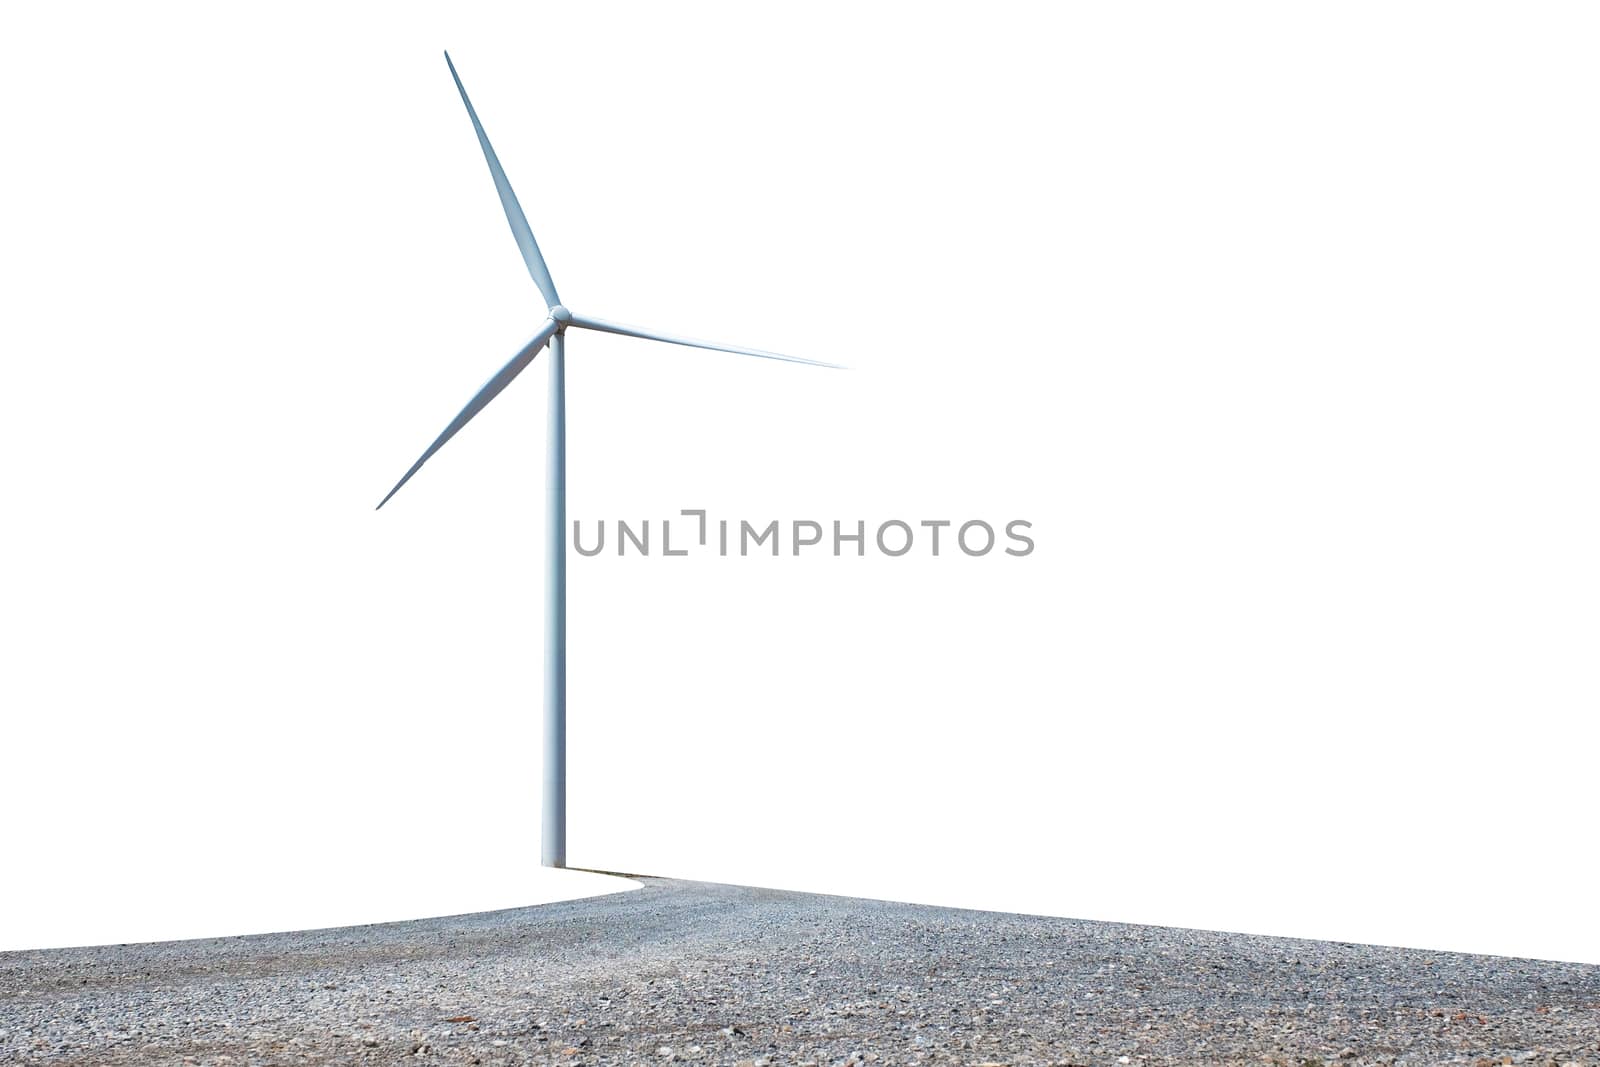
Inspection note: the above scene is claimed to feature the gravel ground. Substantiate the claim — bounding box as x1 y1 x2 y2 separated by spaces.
2 876 1596 1067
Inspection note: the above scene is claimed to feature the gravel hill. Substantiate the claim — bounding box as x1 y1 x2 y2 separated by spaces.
2 876 1596 1066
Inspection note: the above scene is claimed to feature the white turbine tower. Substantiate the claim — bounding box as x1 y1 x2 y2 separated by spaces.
378 53 839 869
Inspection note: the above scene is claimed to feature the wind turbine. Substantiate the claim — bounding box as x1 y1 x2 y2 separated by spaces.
378 53 839 869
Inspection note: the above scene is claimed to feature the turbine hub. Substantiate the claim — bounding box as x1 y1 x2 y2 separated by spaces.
549 304 572 325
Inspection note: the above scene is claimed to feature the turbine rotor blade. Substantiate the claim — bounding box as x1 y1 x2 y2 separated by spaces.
567 313 843 369
377 318 560 510
444 51 561 308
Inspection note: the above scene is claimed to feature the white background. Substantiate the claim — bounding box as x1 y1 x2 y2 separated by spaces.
2 2 1597 961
